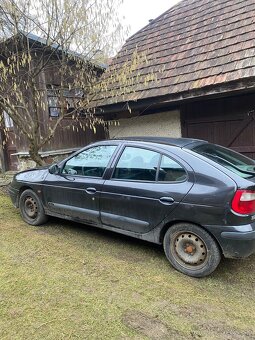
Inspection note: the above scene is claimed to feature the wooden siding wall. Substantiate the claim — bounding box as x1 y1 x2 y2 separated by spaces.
43 119 107 151
14 119 107 153
13 59 107 155
181 92 255 159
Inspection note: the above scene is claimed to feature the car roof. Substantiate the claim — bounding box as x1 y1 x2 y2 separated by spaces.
113 136 207 148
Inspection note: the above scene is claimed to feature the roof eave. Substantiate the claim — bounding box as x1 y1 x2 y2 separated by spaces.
94 77 255 115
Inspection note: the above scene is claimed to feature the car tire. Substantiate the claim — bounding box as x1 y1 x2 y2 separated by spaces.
163 223 221 278
19 189 48 226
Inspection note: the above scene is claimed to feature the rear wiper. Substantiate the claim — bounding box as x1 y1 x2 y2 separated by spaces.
202 153 255 176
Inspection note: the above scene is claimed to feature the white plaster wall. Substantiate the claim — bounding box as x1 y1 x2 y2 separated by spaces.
109 110 181 139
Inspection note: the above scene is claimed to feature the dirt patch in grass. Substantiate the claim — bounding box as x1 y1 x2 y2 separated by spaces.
161 302 255 339
123 310 185 339
201 320 255 340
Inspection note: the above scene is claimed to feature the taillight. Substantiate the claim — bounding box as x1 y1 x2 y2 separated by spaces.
231 190 255 214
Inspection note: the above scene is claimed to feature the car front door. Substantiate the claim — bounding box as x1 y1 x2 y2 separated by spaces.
100 145 194 233
43 144 118 226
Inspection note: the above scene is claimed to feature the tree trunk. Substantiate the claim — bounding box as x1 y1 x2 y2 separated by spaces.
29 143 45 167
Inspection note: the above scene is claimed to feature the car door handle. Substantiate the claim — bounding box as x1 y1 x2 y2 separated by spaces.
159 197 175 205
85 187 97 195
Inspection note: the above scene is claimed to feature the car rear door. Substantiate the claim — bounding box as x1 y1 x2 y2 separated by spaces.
100 144 194 233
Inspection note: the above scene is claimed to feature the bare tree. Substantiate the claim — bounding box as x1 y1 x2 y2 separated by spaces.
0 0 126 165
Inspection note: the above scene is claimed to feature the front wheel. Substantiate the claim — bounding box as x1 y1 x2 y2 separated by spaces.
163 223 221 278
19 189 48 226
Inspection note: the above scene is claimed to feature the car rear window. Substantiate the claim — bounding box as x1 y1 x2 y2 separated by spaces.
192 144 255 179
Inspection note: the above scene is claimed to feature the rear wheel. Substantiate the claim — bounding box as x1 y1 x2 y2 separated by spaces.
163 223 221 277
19 189 48 226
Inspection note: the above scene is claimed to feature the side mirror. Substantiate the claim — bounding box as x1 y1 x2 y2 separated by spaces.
48 164 60 175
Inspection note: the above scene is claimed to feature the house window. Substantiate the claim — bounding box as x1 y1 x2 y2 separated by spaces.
47 86 84 118
3 111 14 128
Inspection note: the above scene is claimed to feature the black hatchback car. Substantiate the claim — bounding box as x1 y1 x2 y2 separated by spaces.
9 137 255 277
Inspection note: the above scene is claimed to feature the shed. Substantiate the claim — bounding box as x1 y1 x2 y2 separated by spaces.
0 33 107 171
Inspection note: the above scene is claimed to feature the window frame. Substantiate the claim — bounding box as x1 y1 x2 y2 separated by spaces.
110 145 188 183
60 144 119 179
47 86 84 118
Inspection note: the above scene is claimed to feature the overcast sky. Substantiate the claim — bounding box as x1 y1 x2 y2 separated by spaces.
120 0 181 37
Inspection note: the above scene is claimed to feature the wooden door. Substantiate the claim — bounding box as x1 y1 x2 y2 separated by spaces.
181 94 255 159
5 128 19 171
1 112 18 171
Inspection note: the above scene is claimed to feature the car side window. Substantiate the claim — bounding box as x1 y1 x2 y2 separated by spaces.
158 155 187 182
112 146 160 181
62 145 117 177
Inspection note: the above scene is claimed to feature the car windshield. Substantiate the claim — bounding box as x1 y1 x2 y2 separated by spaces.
192 144 255 179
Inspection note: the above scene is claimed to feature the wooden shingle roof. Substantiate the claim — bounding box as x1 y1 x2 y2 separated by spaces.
94 0 255 110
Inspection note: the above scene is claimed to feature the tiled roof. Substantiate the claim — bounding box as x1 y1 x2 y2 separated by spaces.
94 0 255 109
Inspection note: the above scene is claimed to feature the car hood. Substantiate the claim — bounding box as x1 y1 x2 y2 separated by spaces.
15 166 49 183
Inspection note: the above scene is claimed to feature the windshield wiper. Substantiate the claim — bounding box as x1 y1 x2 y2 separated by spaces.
202 153 255 176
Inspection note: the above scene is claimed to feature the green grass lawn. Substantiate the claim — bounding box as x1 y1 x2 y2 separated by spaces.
0 190 254 339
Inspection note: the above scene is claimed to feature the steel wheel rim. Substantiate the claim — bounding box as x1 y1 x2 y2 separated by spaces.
24 196 38 219
171 232 208 269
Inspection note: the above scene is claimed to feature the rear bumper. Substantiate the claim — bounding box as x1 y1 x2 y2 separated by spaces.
205 224 255 259
221 230 255 240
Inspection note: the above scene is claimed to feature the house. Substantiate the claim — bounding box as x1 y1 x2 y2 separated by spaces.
93 0 255 159
0 33 107 172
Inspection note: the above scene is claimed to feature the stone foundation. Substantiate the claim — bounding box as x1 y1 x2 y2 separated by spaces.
13 148 80 171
